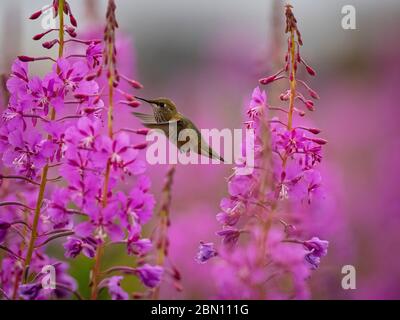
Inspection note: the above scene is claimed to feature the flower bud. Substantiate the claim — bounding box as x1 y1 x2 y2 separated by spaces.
128 80 143 89
133 128 150 135
85 73 97 81
33 32 48 41
305 100 315 111
120 100 141 108
306 128 321 134
259 75 276 85
18 56 35 62
43 40 58 49
69 14 78 27
29 10 42 20
309 138 328 145
133 143 148 150
308 88 320 100
306 65 316 76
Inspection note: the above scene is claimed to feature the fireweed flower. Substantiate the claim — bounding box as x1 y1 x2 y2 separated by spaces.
203 5 329 299
303 237 329 270
0 0 161 300
18 283 42 300
135 264 164 289
100 276 129 300
196 242 218 264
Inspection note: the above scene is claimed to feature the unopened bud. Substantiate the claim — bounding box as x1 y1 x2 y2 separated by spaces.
29 10 42 20
42 40 58 49
305 65 316 76
69 14 78 27
85 73 97 81
133 128 150 135
308 89 320 100
120 100 141 108
128 80 143 89
18 56 35 62
33 32 48 41
305 100 314 111
306 128 321 134
309 138 327 145
133 143 148 150
259 75 276 85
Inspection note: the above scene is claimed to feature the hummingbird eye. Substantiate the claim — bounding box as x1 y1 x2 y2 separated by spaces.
159 102 165 108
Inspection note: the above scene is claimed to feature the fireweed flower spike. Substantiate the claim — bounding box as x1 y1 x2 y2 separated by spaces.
202 5 329 299
149 165 182 299
0 0 159 300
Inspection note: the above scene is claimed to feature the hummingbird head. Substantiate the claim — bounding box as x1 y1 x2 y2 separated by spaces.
135 96 178 121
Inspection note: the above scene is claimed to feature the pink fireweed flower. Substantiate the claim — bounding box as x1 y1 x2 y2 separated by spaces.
63 236 97 259
101 276 129 300
64 116 102 150
47 188 72 228
97 132 146 177
196 242 218 264
135 264 164 288
216 227 242 247
51 58 89 93
2 129 55 178
75 201 124 242
127 234 152 256
303 237 329 270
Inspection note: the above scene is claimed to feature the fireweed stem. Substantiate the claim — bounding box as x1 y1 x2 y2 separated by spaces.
287 30 296 130
12 210 28 299
23 0 65 283
91 1 116 299
152 165 176 300
255 2 289 298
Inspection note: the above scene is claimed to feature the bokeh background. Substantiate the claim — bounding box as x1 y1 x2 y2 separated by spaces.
0 0 399 299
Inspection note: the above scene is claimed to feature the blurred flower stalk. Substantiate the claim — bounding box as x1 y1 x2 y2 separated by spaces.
201 4 329 299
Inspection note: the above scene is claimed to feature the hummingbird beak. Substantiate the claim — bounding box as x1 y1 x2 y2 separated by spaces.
134 96 154 104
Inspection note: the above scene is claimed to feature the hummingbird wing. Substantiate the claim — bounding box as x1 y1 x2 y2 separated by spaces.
131 112 157 124
131 112 179 142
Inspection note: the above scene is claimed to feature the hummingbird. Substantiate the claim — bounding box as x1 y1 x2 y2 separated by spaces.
132 96 224 162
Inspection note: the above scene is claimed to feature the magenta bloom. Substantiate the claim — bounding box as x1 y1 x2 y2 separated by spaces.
3 129 54 178
117 177 155 225
47 189 72 229
24 75 63 116
65 116 102 150
196 242 218 264
52 58 88 93
63 237 97 259
18 283 42 300
227 175 254 198
217 198 245 226
86 42 103 68
102 276 129 300
98 133 146 177
6 60 29 96
217 227 241 247
75 202 124 242
303 237 329 269
135 264 163 288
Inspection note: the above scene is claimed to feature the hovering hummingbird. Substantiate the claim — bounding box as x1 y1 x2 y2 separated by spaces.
132 96 224 162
